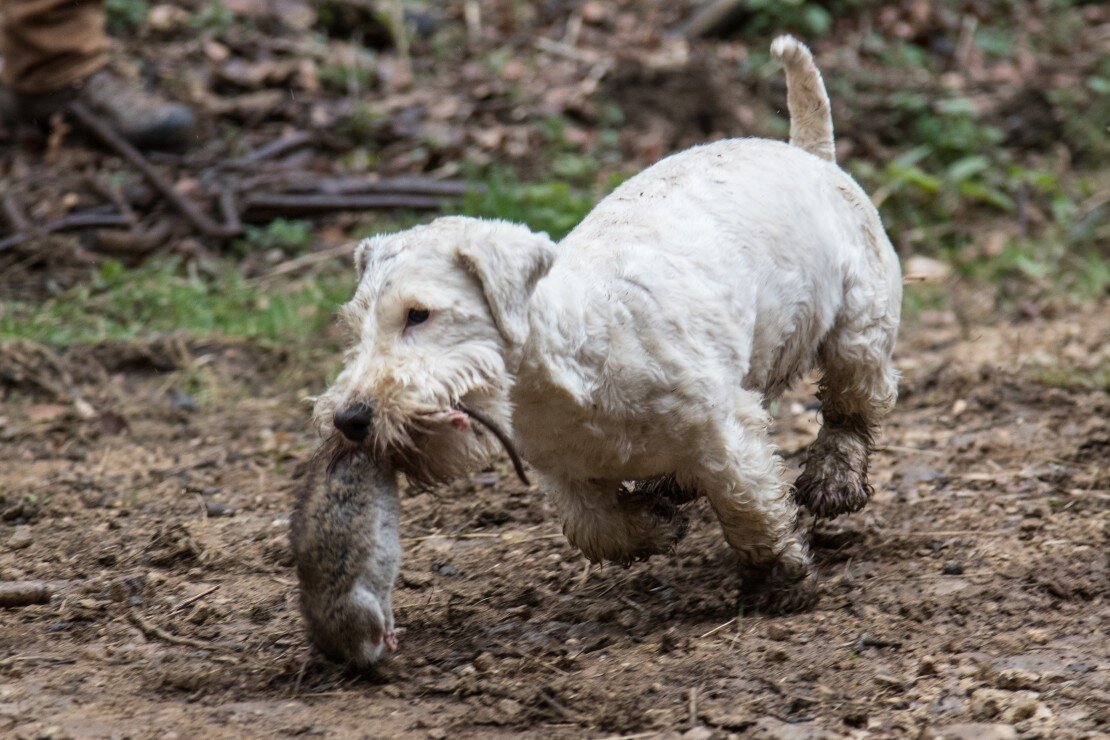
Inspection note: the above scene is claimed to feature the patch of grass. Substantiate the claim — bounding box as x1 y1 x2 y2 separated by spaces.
319 52 378 96
0 258 352 348
106 0 149 31
461 173 595 241
190 2 235 32
901 282 950 321
1030 363 1110 393
234 219 314 256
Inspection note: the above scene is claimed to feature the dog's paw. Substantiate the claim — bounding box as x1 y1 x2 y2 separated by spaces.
793 464 873 520
740 559 820 615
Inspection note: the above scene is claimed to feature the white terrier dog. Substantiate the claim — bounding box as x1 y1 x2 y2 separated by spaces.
313 36 901 611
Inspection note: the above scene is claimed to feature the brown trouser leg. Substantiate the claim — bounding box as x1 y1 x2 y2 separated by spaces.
1 0 107 94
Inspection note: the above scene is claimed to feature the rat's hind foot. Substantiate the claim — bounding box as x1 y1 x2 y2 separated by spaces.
614 474 697 561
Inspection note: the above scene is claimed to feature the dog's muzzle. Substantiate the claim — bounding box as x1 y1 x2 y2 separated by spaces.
333 403 374 443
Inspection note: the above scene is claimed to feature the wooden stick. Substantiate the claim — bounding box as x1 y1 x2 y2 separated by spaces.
0 581 51 608
241 192 443 220
282 176 474 197
698 617 738 639
0 211 130 251
681 0 747 39
224 131 313 168
128 611 229 651
67 102 242 239
2 195 30 231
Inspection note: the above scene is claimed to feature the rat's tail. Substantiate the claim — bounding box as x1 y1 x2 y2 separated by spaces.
770 35 835 162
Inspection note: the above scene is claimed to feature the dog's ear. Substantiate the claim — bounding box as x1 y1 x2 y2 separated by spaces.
456 225 555 346
353 237 377 278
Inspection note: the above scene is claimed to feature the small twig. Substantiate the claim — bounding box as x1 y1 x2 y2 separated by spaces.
576 562 592 589
537 688 582 724
224 131 313 168
0 211 130 251
0 581 51 608
403 532 502 543
218 187 242 234
389 0 414 89
128 611 229 651
534 36 600 63
698 617 738 639
874 445 946 457
680 0 747 39
94 221 172 255
2 195 30 231
67 102 242 239
256 241 355 282
879 530 1009 538
87 175 138 226
0 654 75 668
167 584 220 616
291 655 310 698
283 176 474 197
241 192 442 220
688 687 698 728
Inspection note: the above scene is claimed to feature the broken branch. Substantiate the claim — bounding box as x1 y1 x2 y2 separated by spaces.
66 102 242 240
241 192 442 221
0 211 131 251
224 131 314 168
0 581 51 608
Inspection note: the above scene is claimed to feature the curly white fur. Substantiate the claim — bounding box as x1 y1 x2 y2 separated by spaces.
314 36 901 608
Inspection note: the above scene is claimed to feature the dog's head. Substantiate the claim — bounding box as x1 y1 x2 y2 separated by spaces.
313 216 555 484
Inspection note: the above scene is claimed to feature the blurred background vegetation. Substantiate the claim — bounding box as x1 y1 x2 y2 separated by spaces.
1 0 1106 357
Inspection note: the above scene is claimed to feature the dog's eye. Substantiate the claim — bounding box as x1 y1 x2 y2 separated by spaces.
406 308 430 328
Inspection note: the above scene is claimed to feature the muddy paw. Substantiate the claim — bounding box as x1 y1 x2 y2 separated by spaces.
793 466 873 520
741 560 820 615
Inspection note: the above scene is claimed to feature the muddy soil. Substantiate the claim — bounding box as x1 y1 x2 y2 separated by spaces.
1 304 1106 739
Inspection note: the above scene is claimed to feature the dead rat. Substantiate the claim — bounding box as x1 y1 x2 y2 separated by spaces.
290 439 401 669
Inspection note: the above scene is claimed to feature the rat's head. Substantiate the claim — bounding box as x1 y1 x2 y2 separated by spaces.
313 216 554 483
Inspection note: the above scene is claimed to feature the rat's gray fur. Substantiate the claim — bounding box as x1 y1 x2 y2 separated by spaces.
290 439 401 668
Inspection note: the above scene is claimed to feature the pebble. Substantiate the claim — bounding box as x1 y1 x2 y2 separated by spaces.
942 561 965 575
922 723 1016 740
5 525 32 550
970 688 1009 719
473 652 495 672
171 391 198 412
765 623 791 641
205 501 237 518
402 572 434 589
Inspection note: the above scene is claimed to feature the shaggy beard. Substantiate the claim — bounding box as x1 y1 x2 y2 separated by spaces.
317 422 496 488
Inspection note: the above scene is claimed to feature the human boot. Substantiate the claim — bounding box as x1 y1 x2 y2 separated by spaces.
12 68 195 149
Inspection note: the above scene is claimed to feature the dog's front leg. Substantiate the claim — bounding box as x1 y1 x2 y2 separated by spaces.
546 475 688 567
697 406 819 614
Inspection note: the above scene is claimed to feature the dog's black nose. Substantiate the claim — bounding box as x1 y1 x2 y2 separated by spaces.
334 404 373 443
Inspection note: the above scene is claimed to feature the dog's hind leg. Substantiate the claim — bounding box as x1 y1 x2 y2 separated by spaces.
794 306 899 519
549 475 689 567
696 398 818 613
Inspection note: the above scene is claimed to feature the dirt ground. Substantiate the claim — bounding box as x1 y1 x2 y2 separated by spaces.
1 298 1106 739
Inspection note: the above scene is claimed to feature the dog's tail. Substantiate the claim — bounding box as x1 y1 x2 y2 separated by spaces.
770 35 835 163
